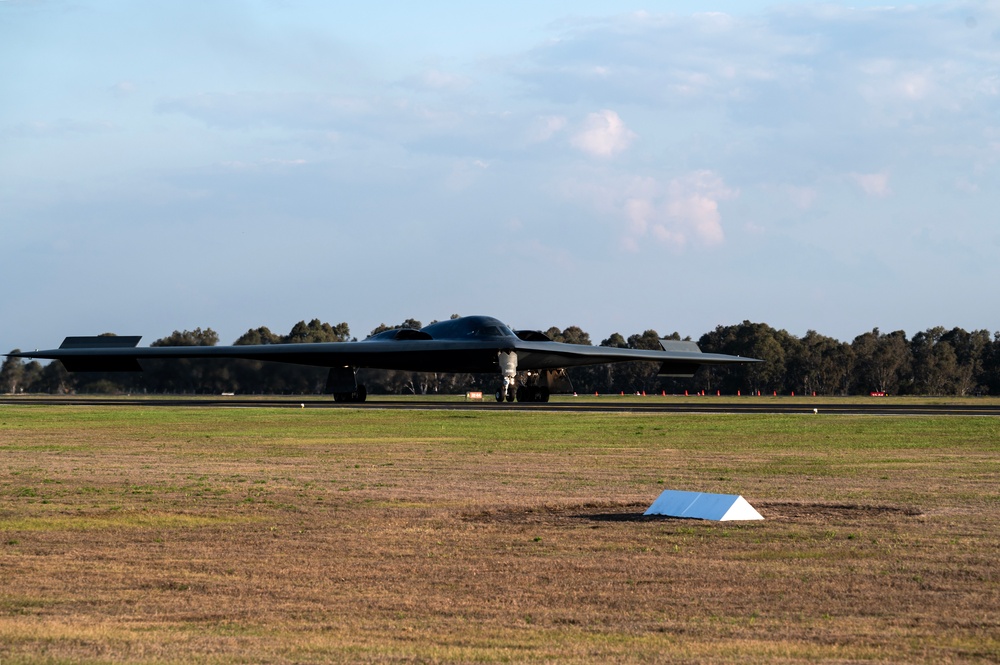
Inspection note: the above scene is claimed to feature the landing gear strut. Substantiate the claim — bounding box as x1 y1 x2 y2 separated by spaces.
495 352 557 403
496 350 518 402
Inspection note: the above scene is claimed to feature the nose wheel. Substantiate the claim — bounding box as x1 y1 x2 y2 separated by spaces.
495 374 517 402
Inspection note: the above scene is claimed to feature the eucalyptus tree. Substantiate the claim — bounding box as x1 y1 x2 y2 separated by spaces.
0 352 26 394
852 328 912 395
792 330 854 395
698 321 790 394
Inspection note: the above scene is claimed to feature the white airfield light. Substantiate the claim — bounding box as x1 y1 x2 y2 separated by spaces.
644 490 764 521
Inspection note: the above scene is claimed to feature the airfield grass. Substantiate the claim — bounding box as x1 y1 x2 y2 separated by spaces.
0 404 997 663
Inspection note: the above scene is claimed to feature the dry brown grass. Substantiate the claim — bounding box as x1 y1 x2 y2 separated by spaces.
0 405 997 663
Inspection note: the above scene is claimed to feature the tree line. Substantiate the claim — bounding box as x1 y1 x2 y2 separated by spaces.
3 317 1000 397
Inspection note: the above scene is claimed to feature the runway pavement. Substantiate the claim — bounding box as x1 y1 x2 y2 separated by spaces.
3 395 1000 416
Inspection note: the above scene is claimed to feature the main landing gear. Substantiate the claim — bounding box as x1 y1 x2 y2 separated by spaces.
327 366 366 402
516 385 550 402
332 385 367 403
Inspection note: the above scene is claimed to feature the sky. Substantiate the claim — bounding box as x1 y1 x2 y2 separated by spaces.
3 0 999 354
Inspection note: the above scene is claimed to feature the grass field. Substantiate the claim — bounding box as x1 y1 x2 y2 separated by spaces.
0 403 997 663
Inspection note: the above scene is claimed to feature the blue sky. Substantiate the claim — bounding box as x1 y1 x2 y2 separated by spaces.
3 0 998 353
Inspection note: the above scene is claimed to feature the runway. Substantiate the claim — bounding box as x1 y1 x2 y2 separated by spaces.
3 395 1000 416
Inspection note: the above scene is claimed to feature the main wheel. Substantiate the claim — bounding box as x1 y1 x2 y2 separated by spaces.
495 390 505 402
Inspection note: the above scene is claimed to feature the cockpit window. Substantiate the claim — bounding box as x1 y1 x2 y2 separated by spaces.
471 325 513 338
419 316 516 340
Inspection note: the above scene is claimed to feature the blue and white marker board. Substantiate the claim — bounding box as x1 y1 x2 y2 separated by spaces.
644 490 763 521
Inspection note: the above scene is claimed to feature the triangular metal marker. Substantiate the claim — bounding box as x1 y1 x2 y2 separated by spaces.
644 490 763 521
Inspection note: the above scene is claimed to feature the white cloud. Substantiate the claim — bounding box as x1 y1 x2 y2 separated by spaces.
621 170 735 250
850 171 891 197
856 59 954 119
559 169 735 251
570 109 636 157
515 4 1000 144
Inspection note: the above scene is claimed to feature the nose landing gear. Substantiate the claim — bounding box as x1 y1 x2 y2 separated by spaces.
494 352 560 403
496 350 518 402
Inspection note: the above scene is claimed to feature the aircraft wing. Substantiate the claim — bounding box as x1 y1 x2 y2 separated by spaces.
9 334 753 375
8 337 500 373
7 315 759 401
510 339 752 377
